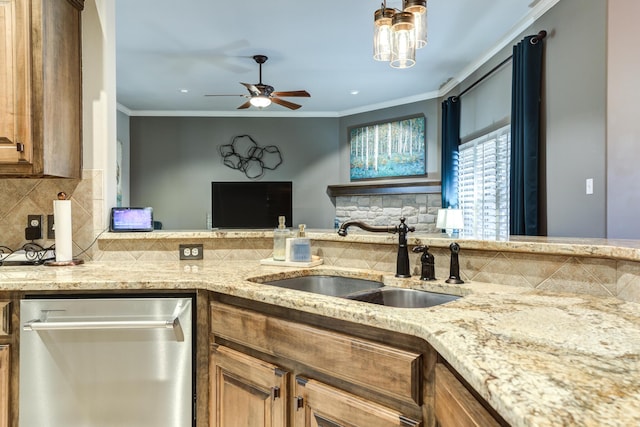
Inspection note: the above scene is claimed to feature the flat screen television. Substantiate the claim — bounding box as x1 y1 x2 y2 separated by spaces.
212 181 293 228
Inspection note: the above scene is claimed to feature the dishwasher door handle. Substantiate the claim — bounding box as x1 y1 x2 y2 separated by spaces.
23 317 185 342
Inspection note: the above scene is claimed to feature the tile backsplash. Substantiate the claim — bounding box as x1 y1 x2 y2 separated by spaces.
0 170 104 260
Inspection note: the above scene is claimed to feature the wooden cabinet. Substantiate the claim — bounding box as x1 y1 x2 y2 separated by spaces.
0 345 9 427
210 299 426 427
0 0 83 177
293 377 421 427
210 345 288 427
0 301 9 337
435 363 504 427
0 300 12 427
0 0 30 166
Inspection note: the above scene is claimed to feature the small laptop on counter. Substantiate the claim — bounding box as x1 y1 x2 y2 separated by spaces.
110 207 154 232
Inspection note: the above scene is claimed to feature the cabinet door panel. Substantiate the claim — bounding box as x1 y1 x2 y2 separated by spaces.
435 363 500 427
293 377 421 427
0 345 9 427
0 301 9 336
210 345 288 427
0 0 30 164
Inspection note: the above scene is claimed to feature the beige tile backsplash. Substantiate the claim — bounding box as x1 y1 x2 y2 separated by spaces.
2 173 640 303
0 170 103 260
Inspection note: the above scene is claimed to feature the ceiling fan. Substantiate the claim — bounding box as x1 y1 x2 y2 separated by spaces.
205 55 310 110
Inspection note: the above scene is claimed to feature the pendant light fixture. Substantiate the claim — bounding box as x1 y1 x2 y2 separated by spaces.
403 0 427 49
390 11 415 69
373 7 394 61
373 0 427 69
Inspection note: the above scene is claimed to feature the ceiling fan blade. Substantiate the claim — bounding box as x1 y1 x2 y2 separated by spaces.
204 94 245 97
240 82 261 96
272 90 310 98
237 101 252 109
271 97 302 110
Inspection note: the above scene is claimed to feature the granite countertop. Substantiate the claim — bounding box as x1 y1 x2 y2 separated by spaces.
1 260 639 426
101 229 640 261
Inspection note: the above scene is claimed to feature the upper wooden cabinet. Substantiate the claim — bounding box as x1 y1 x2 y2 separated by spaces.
0 0 83 178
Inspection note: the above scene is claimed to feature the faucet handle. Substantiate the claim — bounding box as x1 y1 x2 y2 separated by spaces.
397 217 415 233
412 245 427 254
412 245 436 281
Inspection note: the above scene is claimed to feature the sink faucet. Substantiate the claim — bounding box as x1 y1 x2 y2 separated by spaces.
412 245 436 281
446 242 464 284
337 217 415 278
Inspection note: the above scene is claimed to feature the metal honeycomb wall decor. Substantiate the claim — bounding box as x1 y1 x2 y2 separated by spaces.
219 134 283 179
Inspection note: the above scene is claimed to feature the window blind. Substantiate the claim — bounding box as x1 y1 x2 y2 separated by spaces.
458 125 511 240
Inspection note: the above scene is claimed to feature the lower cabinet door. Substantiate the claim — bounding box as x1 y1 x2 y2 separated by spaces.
293 376 421 427
435 363 500 427
210 345 288 427
0 345 9 427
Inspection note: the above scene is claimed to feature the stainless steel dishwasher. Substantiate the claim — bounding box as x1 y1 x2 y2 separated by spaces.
19 295 194 427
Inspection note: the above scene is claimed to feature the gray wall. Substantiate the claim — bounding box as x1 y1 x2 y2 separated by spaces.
129 116 339 229
442 0 607 238
607 0 640 239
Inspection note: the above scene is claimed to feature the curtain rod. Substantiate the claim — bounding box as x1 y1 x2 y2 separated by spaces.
455 30 547 100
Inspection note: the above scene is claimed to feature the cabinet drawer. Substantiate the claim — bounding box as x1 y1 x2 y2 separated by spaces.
211 302 422 404
294 376 421 427
0 302 9 336
435 363 501 427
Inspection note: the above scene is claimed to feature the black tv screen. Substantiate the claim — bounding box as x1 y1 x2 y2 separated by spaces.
212 181 293 228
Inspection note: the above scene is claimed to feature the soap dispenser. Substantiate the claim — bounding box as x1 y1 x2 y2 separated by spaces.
290 224 312 262
273 216 290 261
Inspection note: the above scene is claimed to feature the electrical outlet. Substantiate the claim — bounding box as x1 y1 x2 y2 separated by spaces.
179 244 203 260
25 215 43 240
28 214 42 228
47 214 55 239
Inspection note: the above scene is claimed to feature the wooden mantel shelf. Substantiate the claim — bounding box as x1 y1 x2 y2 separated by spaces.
326 181 441 197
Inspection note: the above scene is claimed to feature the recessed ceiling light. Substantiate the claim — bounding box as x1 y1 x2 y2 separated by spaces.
179 89 189 93
350 90 359 95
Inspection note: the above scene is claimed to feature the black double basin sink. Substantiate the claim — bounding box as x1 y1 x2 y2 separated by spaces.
258 275 459 309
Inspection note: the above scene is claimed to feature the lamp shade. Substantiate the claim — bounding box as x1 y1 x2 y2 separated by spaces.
390 11 416 69
250 96 271 108
403 0 427 49
373 7 394 61
436 208 464 232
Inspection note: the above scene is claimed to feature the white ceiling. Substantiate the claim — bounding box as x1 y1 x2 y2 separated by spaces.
115 0 555 116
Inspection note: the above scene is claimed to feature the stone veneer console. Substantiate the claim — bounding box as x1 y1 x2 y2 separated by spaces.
97 231 640 304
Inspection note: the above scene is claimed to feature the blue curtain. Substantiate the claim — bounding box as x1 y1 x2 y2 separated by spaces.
441 96 461 209
510 35 543 235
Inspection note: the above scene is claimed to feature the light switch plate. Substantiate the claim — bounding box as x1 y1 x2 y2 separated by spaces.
586 178 593 195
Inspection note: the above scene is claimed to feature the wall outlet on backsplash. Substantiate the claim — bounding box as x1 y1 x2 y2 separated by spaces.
25 215 43 240
179 244 203 260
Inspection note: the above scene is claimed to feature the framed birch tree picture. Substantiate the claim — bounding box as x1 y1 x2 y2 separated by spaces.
349 114 426 180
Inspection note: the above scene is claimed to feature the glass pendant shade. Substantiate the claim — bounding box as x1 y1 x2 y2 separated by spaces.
390 11 416 69
250 96 271 108
404 0 427 49
373 8 394 61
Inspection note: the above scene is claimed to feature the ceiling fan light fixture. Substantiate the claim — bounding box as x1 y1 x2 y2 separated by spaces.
390 11 416 69
403 0 427 49
373 7 395 61
250 96 272 108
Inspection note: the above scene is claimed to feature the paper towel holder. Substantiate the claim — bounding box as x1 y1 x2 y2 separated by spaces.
43 192 85 267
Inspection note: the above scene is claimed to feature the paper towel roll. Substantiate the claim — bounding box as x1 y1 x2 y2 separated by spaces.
54 200 73 262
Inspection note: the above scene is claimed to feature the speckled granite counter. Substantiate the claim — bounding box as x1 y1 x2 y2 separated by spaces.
1 259 639 426
101 229 640 261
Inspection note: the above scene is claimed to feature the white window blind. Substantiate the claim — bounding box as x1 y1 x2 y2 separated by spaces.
458 125 511 240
